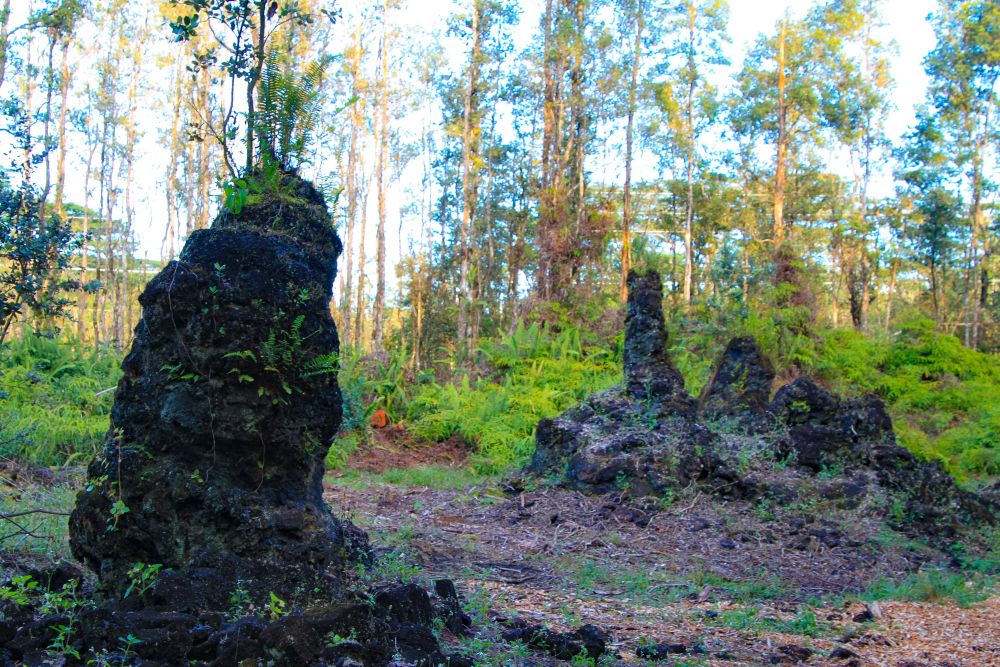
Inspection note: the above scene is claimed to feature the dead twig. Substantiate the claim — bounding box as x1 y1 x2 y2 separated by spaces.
2 509 72 519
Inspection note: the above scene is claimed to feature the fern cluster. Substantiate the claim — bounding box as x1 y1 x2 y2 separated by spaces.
261 314 306 373
0 332 120 466
255 52 331 170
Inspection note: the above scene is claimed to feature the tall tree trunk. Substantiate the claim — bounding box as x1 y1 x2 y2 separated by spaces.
965 129 985 348
536 0 571 302
569 0 587 293
78 140 97 341
340 22 364 347
0 0 11 92
682 1 696 310
620 2 643 302
372 0 390 354
773 19 788 245
53 38 70 218
121 19 144 345
354 186 369 350
196 65 212 230
40 34 57 202
457 0 483 361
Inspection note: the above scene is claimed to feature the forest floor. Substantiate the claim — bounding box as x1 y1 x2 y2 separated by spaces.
2 432 997 666
325 431 1000 667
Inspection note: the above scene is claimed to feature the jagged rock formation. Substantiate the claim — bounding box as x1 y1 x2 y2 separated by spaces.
624 270 693 416
44 175 475 666
69 176 361 609
697 335 775 432
526 269 997 542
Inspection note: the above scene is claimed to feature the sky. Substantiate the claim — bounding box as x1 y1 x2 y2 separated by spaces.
7 0 941 283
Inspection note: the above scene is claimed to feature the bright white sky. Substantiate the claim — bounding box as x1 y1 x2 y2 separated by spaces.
9 0 940 287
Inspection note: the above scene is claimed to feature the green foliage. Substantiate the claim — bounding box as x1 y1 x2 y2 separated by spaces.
706 606 827 637
0 333 120 466
0 574 39 604
324 433 360 470
667 306 1000 481
123 563 162 599
227 581 253 622
256 51 332 170
809 321 1000 480
406 324 619 474
267 591 289 620
364 549 423 584
0 573 88 661
0 178 82 345
220 158 311 215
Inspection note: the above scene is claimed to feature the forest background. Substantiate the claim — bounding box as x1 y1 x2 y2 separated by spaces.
0 0 997 488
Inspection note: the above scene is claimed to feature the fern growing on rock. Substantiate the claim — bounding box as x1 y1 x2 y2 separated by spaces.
255 51 331 171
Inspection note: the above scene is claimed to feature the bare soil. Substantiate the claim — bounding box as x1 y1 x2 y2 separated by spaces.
324 477 1000 666
337 427 470 473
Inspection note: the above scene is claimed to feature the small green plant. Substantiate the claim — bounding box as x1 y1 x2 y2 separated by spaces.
40 580 84 617
123 563 162 599
0 574 39 604
817 459 846 479
107 499 130 532
227 580 253 621
326 629 359 646
116 634 143 665
48 623 80 660
222 178 250 214
267 591 288 620
614 470 630 493
370 550 422 584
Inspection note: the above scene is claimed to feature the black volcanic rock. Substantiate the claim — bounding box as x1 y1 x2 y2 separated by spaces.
69 176 367 609
522 271 997 544
624 270 693 416
698 336 775 431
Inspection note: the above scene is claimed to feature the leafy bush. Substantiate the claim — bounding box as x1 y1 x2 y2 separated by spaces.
808 321 1000 481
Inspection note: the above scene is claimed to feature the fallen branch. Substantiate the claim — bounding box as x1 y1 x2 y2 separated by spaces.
0 508 71 541
2 509 72 519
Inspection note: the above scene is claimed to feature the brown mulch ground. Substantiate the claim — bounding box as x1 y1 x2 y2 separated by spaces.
337 426 469 473
324 479 1000 667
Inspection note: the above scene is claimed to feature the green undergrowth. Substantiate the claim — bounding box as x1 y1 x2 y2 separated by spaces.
402 324 620 474
860 567 997 608
2 306 997 491
811 321 1000 481
337 323 620 476
0 333 120 467
669 311 1000 483
343 313 998 484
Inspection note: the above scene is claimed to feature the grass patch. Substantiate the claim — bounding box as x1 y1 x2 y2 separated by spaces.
690 568 789 603
862 568 996 607
327 465 488 491
706 606 829 637
561 557 703 605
